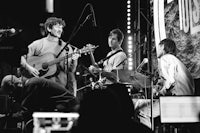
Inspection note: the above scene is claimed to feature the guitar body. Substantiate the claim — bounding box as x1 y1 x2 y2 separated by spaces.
25 53 57 78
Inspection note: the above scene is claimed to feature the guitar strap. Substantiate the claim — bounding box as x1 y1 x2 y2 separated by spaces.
56 39 68 58
98 49 123 65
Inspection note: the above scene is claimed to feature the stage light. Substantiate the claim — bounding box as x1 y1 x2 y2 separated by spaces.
128 44 132 49
128 43 132 48
127 26 131 30
46 0 54 13
128 36 132 40
128 66 133 70
128 49 132 53
128 60 133 64
126 0 133 70
128 40 132 45
128 53 133 56
128 61 133 66
127 9 131 13
128 58 133 62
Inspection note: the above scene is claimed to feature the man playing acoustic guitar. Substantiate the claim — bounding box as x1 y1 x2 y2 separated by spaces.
20 17 80 96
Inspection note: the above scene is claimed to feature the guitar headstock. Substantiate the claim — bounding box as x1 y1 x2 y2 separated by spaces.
80 44 98 55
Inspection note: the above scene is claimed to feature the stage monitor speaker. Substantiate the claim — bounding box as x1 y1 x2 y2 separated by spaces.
32 112 79 133
160 96 200 123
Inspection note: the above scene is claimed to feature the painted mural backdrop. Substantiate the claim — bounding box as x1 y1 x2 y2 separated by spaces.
153 0 200 79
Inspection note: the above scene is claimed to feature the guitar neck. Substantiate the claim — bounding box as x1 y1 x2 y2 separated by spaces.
48 52 74 66
44 45 96 67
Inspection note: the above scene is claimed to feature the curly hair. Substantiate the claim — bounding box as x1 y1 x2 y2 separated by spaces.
44 17 66 32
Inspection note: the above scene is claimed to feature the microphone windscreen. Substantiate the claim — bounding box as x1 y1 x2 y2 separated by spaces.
10 28 16 33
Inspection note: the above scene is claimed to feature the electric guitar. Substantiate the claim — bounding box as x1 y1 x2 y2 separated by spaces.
21 44 97 78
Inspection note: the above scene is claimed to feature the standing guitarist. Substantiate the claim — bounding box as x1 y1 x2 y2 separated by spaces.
89 28 127 85
20 17 80 96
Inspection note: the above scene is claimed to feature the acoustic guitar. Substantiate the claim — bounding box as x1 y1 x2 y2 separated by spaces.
21 44 97 78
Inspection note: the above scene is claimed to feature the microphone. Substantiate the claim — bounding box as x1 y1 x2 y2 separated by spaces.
136 58 148 71
86 14 92 20
81 14 92 26
0 28 16 34
89 4 97 27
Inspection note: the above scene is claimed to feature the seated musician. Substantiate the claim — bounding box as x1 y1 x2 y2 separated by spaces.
132 38 195 129
89 28 128 86
0 74 79 132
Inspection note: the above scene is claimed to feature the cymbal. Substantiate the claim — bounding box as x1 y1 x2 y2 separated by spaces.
112 69 151 88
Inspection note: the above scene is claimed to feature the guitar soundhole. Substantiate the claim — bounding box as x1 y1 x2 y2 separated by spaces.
42 63 49 70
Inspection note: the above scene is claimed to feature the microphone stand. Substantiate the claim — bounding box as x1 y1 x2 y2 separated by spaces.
56 3 92 91
56 13 92 58
57 3 91 57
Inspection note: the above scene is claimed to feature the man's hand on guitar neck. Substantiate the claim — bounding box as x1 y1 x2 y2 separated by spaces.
71 48 81 61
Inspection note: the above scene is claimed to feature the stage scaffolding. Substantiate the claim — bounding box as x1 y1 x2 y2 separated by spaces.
133 0 154 130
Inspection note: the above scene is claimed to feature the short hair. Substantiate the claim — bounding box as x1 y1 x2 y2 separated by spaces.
44 17 66 32
159 38 177 55
109 28 124 44
0 75 20 95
